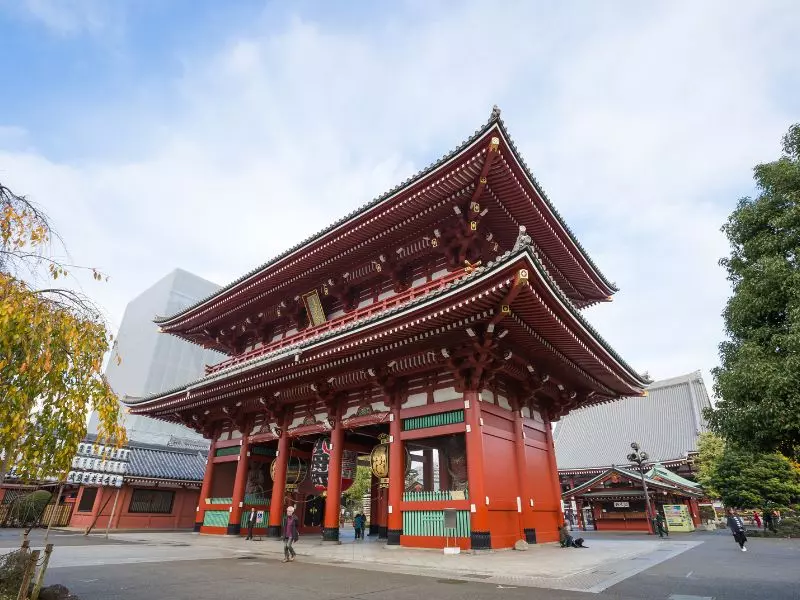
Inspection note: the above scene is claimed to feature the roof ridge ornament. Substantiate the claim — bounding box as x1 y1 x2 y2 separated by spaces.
489 105 502 122
512 225 532 252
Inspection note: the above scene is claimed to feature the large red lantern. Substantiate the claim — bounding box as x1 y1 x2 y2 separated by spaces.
310 437 358 493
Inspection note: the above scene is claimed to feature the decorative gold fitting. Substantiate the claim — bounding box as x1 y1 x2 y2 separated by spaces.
518 268 529 281
501 305 510 314
470 221 477 231
431 238 439 247
489 137 500 152
471 201 480 212
479 177 487 185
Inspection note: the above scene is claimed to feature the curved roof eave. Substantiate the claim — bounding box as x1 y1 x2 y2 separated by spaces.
155 109 617 330
128 244 644 413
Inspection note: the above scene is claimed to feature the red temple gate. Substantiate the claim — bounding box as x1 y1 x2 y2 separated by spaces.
127 107 646 549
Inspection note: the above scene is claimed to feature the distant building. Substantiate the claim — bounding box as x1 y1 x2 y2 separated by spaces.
88 268 223 446
554 371 712 530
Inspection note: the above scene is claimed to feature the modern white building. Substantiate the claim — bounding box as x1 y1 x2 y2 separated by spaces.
88 269 223 447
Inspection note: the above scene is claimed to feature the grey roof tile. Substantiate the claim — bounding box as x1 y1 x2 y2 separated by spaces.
126 444 207 482
554 370 711 470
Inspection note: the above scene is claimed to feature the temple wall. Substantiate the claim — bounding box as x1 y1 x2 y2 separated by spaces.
69 485 198 530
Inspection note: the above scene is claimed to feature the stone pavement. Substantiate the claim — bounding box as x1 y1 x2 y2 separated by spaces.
94 529 702 593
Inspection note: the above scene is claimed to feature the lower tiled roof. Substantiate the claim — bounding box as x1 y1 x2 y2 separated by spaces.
127 444 207 482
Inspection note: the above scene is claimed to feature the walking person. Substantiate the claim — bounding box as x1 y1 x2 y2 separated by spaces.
353 512 365 540
726 509 748 552
655 512 668 538
753 511 761 529
282 505 299 562
245 507 257 540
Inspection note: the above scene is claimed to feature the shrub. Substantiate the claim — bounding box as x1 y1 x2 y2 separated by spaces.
10 491 52 527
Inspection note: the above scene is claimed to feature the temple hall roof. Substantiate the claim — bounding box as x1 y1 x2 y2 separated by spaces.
554 370 712 471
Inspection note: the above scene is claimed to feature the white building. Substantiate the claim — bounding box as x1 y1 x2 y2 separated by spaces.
88 269 223 446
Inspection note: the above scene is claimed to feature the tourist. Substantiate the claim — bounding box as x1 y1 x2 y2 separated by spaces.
726 509 747 552
353 512 365 540
764 509 775 533
752 511 761 529
283 505 299 562
655 512 668 538
245 507 257 540
559 522 586 548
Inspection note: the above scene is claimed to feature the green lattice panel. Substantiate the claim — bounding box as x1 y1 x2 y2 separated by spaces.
244 495 270 506
203 510 230 528
215 446 241 457
402 490 469 502
402 410 464 431
250 446 276 457
206 497 232 504
402 510 470 537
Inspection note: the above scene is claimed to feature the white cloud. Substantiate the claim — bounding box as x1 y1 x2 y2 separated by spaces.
12 0 115 35
1 1 798 391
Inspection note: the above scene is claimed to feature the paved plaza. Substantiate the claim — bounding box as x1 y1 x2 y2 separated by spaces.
3 528 799 599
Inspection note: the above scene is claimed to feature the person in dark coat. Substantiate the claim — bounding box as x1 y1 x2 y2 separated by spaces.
655 512 668 538
353 513 366 540
726 509 748 552
282 505 299 562
245 508 257 540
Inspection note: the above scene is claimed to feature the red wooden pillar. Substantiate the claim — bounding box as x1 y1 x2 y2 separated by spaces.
387 398 403 545
512 405 536 543
464 389 490 549
543 416 564 532
267 429 290 538
376 486 388 538
322 416 344 542
194 434 218 532
228 427 251 535
368 475 379 535
422 449 434 491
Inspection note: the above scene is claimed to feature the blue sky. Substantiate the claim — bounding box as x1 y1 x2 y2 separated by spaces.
1 0 799 389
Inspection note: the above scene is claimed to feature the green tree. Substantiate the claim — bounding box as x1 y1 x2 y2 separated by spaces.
694 432 726 497
706 124 800 459
707 447 800 509
0 182 126 484
342 464 371 512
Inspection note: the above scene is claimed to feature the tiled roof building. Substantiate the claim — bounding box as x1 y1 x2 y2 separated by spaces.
555 371 711 496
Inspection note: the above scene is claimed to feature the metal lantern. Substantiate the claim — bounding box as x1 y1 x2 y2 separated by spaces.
270 456 308 491
369 434 410 487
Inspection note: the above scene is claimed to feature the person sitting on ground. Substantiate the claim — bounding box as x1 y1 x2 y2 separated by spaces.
559 522 587 548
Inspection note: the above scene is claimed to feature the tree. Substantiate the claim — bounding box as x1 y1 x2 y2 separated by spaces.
342 464 371 513
707 447 800 509
694 432 726 497
706 124 800 459
0 182 126 484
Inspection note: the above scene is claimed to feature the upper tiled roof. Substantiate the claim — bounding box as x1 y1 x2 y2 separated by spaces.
647 463 701 489
155 106 616 327
554 370 711 470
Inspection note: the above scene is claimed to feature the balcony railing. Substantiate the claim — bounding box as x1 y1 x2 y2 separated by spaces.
207 269 466 374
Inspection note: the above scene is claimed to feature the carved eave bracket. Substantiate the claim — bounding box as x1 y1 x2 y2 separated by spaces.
323 275 358 312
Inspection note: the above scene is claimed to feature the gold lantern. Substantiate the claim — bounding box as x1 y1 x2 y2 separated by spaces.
270 456 308 492
370 434 410 488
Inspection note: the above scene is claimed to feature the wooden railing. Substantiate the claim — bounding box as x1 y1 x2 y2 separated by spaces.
207 270 466 374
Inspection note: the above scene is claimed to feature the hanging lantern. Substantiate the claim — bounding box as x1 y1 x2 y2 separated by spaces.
369 434 410 488
310 437 358 493
270 456 308 491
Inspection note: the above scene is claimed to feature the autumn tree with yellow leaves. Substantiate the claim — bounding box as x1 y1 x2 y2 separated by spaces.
0 182 126 484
